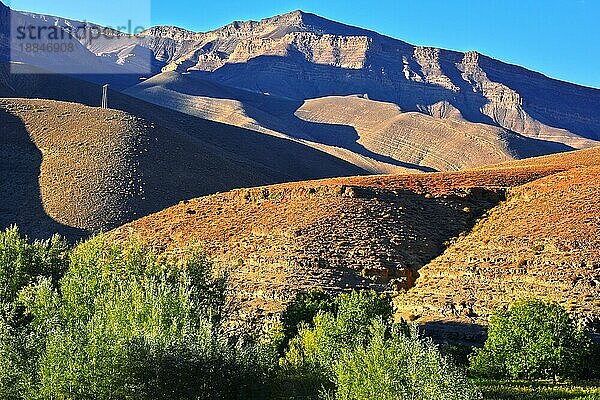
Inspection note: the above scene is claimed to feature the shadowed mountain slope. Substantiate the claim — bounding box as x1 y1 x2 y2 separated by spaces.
0 105 86 239
2 2 597 171
0 76 368 240
125 70 579 173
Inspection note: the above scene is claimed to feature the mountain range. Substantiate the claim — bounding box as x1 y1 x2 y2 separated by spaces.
1 2 600 334
1 2 599 174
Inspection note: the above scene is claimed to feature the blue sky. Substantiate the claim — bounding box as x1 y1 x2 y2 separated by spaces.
7 0 599 88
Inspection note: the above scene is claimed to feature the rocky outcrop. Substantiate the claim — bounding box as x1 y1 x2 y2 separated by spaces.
395 165 600 331
413 47 460 92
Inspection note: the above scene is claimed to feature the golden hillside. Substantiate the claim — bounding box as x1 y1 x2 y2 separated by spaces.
395 164 600 325
112 146 600 323
1 97 365 240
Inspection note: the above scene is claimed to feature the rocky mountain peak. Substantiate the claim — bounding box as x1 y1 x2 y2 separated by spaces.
265 9 307 25
263 10 383 38
140 26 200 41
198 9 393 42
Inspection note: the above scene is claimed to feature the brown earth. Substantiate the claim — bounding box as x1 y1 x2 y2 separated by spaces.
0 96 366 240
395 165 600 327
111 146 600 327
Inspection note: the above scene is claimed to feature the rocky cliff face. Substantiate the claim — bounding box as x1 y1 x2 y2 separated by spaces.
2 4 599 166
105 10 600 149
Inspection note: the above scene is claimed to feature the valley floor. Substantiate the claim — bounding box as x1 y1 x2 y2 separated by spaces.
476 379 600 400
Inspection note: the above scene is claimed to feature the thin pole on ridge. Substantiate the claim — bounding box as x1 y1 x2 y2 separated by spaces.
102 84 109 109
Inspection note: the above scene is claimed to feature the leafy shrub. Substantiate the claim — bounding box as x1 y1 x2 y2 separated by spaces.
0 317 41 400
0 233 276 399
284 290 392 371
331 289 393 343
35 236 275 399
0 227 68 399
470 299 592 380
0 227 67 318
281 289 336 350
282 290 477 399
326 322 479 400
279 290 393 396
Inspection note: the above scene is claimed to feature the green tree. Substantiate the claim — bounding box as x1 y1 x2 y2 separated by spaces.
1 234 275 400
283 290 393 373
282 290 477 400
0 227 68 319
0 227 68 399
469 299 592 380
327 322 479 400
280 289 336 350
280 290 393 397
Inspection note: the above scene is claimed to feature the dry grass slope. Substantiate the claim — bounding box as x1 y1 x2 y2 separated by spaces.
1 66 376 240
395 165 600 326
0 96 367 241
112 147 600 324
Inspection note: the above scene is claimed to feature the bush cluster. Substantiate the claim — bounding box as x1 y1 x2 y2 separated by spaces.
2 227 596 399
469 299 594 381
280 290 479 400
0 229 273 400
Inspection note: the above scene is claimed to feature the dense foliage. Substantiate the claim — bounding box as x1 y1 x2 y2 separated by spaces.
5 227 596 399
0 227 68 317
0 229 273 399
281 290 479 400
280 288 336 350
0 227 69 398
328 323 479 400
469 299 593 381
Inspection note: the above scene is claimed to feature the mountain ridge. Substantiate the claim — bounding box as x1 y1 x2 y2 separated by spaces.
1 1 597 89
111 9 600 158
2 2 599 174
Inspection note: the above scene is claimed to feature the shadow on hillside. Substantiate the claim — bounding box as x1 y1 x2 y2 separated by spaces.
0 107 88 241
505 134 574 158
419 320 488 366
420 320 487 348
181 55 579 162
193 54 491 121
1 67 396 240
192 53 600 142
0 62 578 176
0 63 370 179
158 71 435 172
